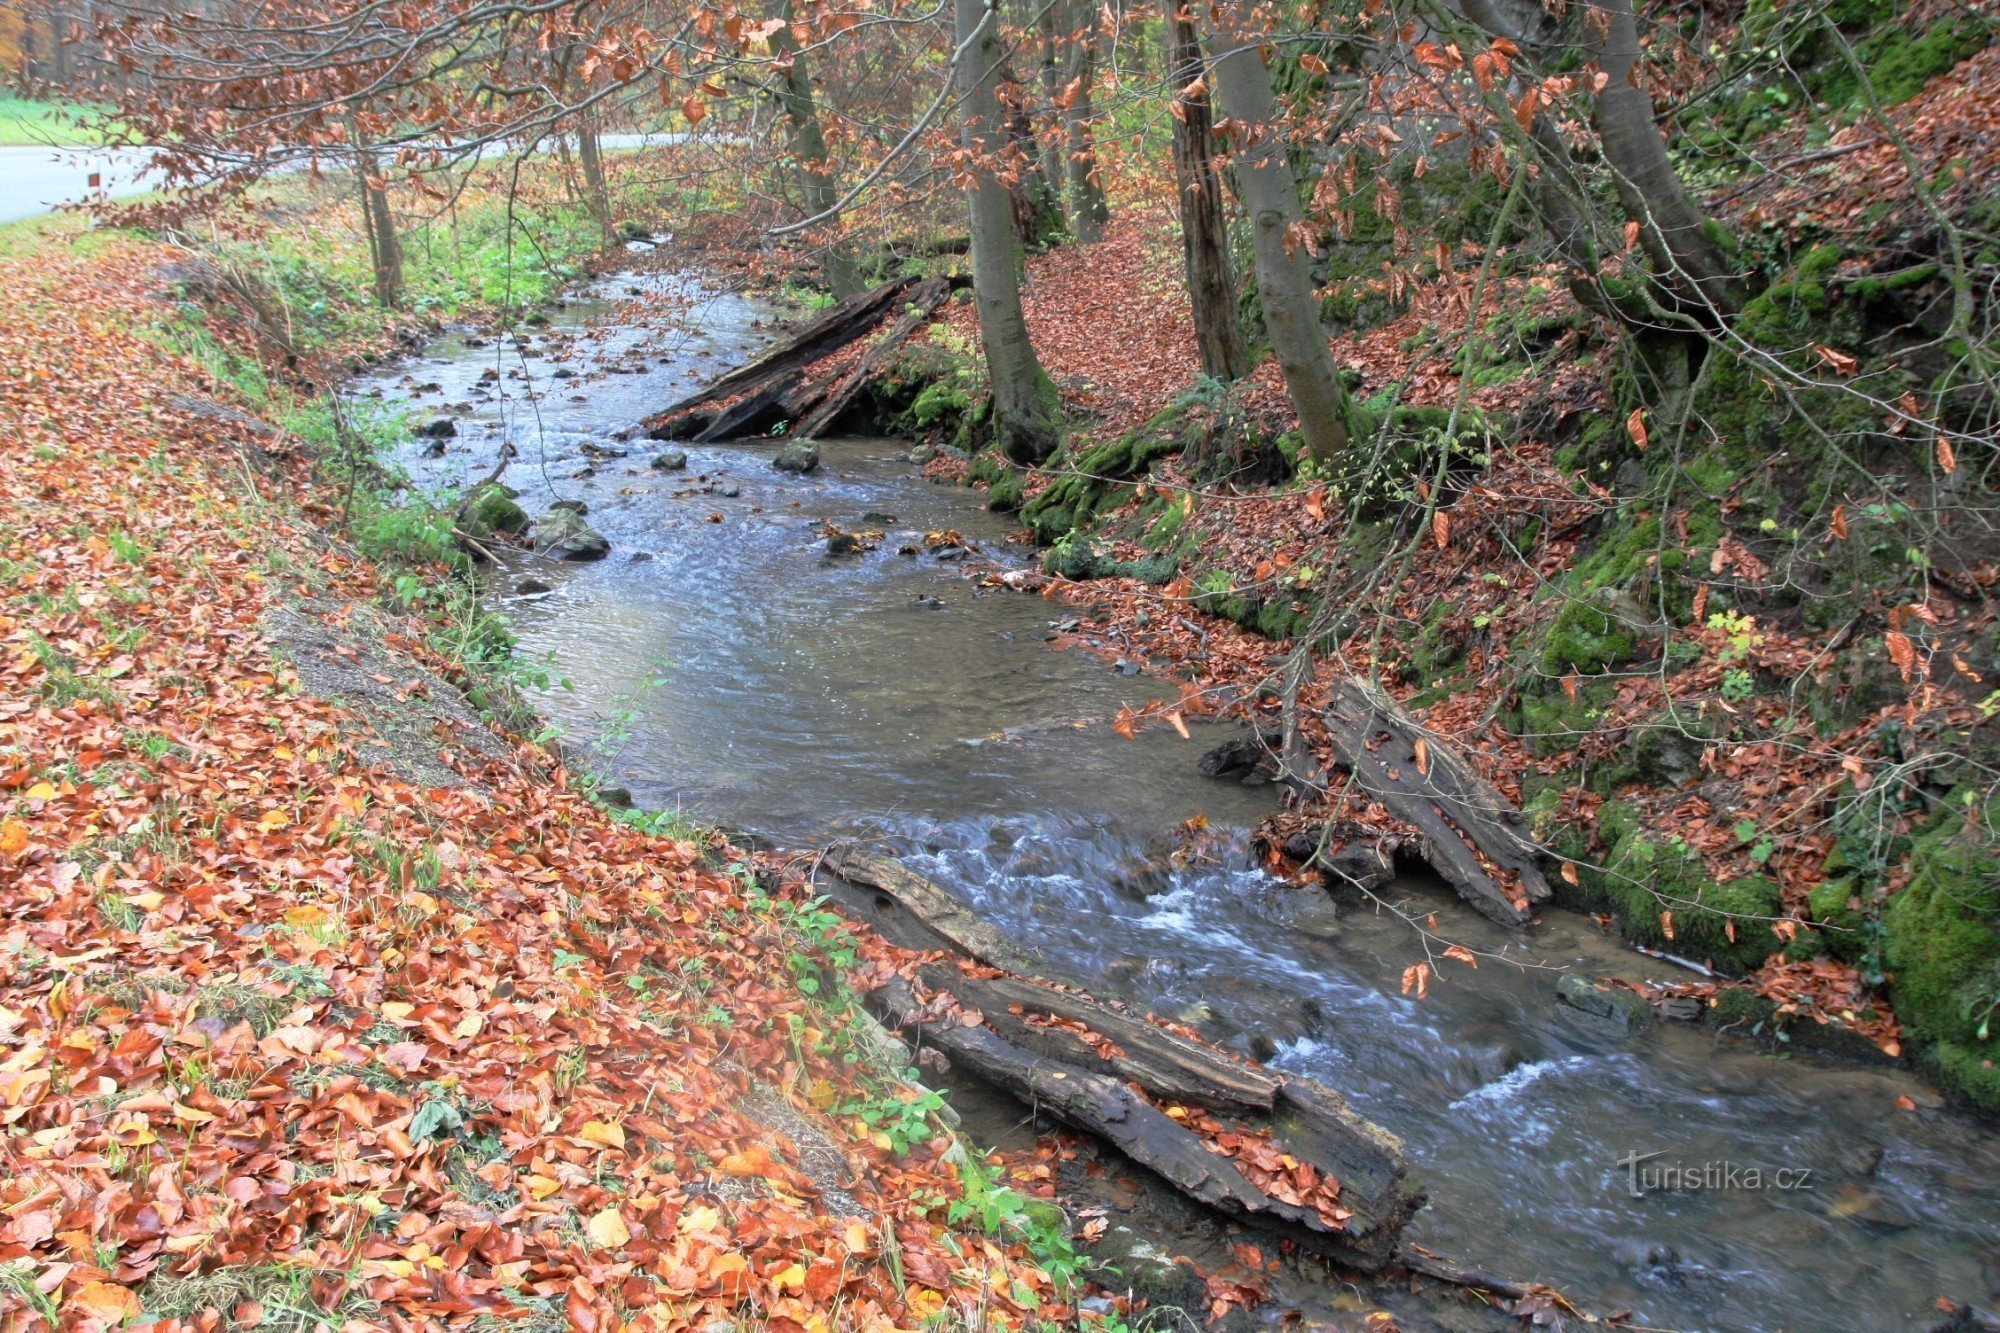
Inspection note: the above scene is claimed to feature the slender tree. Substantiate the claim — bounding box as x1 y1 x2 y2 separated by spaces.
1055 0 1109 241
769 0 864 296
1202 3 1351 461
957 0 1062 462
345 114 403 308
1163 0 1246 380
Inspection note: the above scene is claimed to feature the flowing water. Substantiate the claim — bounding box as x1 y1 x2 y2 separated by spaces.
355 253 2000 1331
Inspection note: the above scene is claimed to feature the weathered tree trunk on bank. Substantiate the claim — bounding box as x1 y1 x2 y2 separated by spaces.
770 0 864 299
1201 8 1350 461
642 276 918 437
1164 0 1247 381
1321 678 1553 926
958 0 1062 463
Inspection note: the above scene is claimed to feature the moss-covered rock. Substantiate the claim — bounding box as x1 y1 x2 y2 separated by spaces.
465 484 529 539
1020 428 1184 544
1041 539 1178 585
1570 802 1784 972
1883 790 2000 1111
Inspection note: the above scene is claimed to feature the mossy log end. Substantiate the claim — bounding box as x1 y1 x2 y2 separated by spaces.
817 846 1424 1270
1324 678 1552 926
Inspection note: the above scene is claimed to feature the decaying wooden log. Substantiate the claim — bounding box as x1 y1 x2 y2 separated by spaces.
816 846 1424 1271
642 277 916 440
1322 678 1552 927
791 276 952 439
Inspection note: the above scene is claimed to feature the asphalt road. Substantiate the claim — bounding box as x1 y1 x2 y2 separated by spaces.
0 144 158 225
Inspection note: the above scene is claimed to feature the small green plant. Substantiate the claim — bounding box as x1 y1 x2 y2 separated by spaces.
838 1086 946 1156
948 1151 1087 1290
1707 610 1765 661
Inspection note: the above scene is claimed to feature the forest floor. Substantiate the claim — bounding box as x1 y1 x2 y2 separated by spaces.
0 212 1094 1328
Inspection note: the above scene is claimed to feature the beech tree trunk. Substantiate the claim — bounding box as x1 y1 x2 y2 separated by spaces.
347 119 402 309
958 0 1062 463
1582 0 1742 316
1036 4 1071 213
1456 0 1739 318
1001 57 1063 246
1163 0 1247 381
770 0 864 298
576 114 612 237
1202 6 1350 461
1058 0 1110 242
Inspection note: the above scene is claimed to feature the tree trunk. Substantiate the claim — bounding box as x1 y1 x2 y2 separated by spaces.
1201 6 1350 462
1584 0 1741 316
769 0 864 298
958 0 1062 463
347 118 402 309
576 113 612 237
1163 0 1247 381
1456 0 1739 319
1036 4 1071 213
1001 58 1063 247
1057 0 1109 242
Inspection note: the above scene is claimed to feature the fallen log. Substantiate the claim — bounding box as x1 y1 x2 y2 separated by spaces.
815 846 1424 1271
642 277 916 440
686 371 799 443
1323 678 1552 927
792 276 952 439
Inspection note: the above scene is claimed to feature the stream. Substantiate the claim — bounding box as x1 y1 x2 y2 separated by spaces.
353 251 2000 1331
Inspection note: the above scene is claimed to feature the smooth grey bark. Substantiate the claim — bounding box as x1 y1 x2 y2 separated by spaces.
1163 0 1247 381
1582 0 1741 315
769 0 864 297
1001 57 1063 245
1202 8 1351 462
958 0 1062 462
576 113 611 236
346 116 403 308
1036 3 1072 211
1057 0 1110 241
1455 0 1739 317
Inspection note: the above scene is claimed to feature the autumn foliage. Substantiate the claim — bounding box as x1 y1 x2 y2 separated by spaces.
0 237 1055 1328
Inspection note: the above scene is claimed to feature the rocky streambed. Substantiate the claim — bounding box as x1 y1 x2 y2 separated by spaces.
351 254 2000 1331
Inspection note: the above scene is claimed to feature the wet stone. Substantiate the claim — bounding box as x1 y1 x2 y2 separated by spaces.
1557 974 1654 1033
774 439 821 474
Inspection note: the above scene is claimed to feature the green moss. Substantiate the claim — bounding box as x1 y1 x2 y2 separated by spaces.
1820 13 1995 107
1568 805 1784 972
910 381 971 429
1596 704 1727 789
1542 600 1639 674
1020 427 1183 544
1882 790 2000 1110
466 484 528 538
1808 879 1872 962
1041 539 1178 585
986 467 1025 512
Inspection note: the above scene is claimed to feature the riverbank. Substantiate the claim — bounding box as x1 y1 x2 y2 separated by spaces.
0 173 1091 1328
819 51 2000 1120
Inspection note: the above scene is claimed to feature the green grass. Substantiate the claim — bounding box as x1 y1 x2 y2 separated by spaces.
0 95 119 147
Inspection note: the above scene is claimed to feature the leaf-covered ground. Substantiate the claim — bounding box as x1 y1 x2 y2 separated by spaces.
0 234 1062 1328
